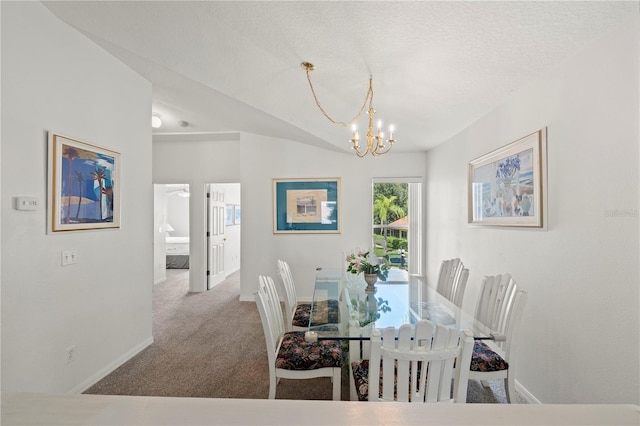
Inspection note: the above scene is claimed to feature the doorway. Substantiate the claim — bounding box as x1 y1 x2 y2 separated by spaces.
153 182 241 291
153 184 191 285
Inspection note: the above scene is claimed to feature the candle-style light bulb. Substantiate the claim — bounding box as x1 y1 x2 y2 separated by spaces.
389 124 394 140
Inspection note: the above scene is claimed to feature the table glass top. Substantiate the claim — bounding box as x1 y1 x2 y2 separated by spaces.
309 267 479 338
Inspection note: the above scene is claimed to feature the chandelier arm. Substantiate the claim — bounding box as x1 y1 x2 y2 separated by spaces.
352 146 370 157
373 144 393 156
305 69 372 127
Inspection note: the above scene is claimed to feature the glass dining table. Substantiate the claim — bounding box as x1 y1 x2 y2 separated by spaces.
307 266 481 342
308 267 490 402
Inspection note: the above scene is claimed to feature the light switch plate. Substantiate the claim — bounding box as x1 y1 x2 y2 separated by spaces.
62 250 79 266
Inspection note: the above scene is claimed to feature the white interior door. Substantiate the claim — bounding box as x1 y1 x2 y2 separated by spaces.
207 184 226 289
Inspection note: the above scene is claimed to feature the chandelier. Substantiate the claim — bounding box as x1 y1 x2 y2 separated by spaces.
301 62 396 157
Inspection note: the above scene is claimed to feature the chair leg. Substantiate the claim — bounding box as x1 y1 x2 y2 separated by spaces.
505 374 517 403
269 373 277 399
332 368 341 401
349 365 358 401
454 376 468 403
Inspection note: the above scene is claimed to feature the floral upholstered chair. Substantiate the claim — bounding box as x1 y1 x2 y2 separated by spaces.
277 259 339 331
277 260 312 331
255 274 343 400
351 320 473 403
469 273 527 403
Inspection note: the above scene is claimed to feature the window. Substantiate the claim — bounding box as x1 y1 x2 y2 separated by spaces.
372 178 422 277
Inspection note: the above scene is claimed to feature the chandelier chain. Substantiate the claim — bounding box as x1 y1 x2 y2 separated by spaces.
301 61 395 157
304 68 373 127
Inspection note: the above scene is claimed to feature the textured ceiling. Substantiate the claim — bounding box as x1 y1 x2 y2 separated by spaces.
43 1 636 153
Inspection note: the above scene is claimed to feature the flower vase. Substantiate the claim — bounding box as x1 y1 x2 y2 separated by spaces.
363 273 378 292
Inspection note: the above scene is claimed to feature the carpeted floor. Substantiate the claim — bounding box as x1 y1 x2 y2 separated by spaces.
85 269 522 402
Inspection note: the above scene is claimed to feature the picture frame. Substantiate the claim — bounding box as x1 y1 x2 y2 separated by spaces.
273 178 341 234
468 129 546 227
48 132 121 232
234 205 241 225
225 205 234 226
225 204 241 226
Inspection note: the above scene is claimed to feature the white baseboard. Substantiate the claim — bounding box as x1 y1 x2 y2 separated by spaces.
69 336 154 394
515 380 541 404
225 267 240 277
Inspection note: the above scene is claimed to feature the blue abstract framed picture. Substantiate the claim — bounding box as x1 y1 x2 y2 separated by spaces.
48 132 121 232
273 178 341 234
468 129 546 227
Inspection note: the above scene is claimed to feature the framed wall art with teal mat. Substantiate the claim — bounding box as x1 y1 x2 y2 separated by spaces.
273 178 341 234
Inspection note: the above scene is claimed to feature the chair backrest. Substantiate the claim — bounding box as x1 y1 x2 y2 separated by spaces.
373 235 387 252
368 320 474 403
276 259 298 322
474 274 527 359
255 275 285 366
436 258 469 308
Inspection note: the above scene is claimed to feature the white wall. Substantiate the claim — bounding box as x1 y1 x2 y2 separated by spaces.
1 2 153 397
153 134 426 296
167 192 190 237
153 185 168 284
238 134 427 302
425 18 639 404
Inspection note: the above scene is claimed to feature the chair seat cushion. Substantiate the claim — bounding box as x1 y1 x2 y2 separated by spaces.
293 300 340 328
311 300 340 324
470 341 509 372
292 303 311 328
276 332 343 370
351 359 403 401
351 359 373 401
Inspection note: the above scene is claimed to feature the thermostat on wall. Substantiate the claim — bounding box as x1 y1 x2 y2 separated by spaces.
16 197 39 211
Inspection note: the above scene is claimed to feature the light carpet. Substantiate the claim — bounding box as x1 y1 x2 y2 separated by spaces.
85 269 523 402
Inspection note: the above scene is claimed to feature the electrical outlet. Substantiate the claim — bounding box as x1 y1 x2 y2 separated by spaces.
65 345 76 364
16 197 39 211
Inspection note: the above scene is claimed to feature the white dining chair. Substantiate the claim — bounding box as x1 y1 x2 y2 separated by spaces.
468 273 527 403
436 258 469 308
255 275 343 400
351 320 474 403
276 259 312 331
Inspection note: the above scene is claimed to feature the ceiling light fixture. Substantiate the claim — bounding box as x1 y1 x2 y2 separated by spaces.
301 62 395 157
151 113 162 128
